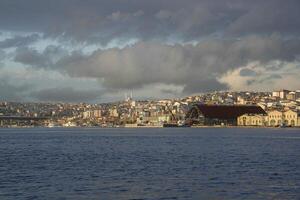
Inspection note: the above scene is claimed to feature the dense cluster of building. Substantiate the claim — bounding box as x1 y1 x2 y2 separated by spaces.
0 89 300 128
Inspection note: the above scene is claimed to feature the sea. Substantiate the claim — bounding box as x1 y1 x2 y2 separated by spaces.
0 127 299 200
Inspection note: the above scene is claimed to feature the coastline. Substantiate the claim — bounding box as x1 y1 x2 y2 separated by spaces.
1 125 300 129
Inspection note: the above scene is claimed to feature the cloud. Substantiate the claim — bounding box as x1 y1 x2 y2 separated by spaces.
2 1 300 102
14 35 300 95
239 68 257 77
226 0 300 36
0 34 40 49
31 87 102 103
0 65 103 102
0 0 299 44
14 45 67 67
0 49 5 60
100 83 185 102
0 78 31 101
218 61 300 91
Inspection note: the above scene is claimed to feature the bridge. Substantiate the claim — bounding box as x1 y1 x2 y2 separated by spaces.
0 116 49 126
0 116 49 120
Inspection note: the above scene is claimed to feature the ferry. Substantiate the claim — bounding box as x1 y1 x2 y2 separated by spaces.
163 120 190 127
47 122 61 128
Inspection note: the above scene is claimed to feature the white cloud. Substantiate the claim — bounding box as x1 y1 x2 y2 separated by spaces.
218 60 300 91
0 65 103 102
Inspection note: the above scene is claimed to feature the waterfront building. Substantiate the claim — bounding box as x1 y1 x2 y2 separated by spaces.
158 115 171 124
267 109 299 127
1 90 298 128
267 110 283 126
283 110 298 126
186 104 266 126
63 121 77 127
238 114 267 126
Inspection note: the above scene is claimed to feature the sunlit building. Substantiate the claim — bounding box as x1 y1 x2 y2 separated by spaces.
238 114 267 126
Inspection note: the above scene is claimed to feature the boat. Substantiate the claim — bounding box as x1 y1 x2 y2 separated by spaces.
163 123 179 127
47 122 61 128
163 120 191 128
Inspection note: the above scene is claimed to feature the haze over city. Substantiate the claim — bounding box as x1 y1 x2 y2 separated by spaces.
1 0 300 103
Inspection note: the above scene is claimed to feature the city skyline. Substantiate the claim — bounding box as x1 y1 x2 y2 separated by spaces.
1 89 300 128
1 0 300 103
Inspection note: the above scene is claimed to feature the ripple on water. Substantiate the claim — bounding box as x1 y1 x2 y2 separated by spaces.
0 128 299 200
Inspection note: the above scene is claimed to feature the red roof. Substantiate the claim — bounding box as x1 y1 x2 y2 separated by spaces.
193 104 266 119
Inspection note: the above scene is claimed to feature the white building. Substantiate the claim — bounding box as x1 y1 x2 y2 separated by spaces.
83 110 93 119
283 110 298 126
272 89 290 99
268 110 283 126
267 109 299 127
238 114 267 126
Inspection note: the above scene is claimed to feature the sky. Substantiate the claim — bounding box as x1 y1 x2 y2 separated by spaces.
0 0 300 103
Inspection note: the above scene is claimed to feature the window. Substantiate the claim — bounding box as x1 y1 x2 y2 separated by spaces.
291 120 295 126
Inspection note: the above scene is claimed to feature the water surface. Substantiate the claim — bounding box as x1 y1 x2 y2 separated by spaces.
0 128 299 200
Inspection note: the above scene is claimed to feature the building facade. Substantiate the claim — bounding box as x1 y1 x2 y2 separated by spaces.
238 114 267 126
283 110 298 126
267 109 299 127
268 110 283 126
272 90 291 99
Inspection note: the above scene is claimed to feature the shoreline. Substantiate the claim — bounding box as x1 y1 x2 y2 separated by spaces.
0 126 300 129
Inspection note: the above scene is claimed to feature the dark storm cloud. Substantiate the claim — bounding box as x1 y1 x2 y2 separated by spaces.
239 68 257 77
31 87 102 103
3 0 300 100
0 50 5 60
226 0 300 36
14 45 67 67
14 47 49 67
0 50 5 68
0 78 31 101
14 35 300 94
0 34 40 49
0 0 299 44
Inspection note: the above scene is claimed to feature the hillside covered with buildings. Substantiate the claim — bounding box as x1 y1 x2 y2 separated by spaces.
0 89 300 128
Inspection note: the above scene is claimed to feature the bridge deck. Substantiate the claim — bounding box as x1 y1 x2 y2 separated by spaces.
0 116 49 120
